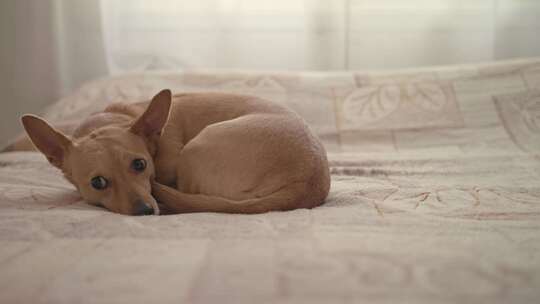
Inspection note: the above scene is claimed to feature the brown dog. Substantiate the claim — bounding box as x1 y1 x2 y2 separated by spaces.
15 90 330 215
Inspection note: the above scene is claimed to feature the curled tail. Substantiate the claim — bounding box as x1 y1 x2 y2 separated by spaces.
151 181 322 214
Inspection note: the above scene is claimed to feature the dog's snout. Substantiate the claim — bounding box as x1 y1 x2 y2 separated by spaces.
133 200 154 216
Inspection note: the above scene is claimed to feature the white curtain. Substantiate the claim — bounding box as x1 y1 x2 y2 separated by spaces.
100 0 540 73
2 0 540 144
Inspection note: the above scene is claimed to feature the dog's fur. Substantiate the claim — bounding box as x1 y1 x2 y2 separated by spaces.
12 90 330 215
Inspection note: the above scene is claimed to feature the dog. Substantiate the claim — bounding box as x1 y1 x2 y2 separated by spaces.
13 90 330 215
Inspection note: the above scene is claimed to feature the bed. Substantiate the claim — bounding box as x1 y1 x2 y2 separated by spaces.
1 58 539 303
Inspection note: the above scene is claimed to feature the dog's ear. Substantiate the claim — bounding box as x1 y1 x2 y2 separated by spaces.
21 115 72 168
130 89 172 140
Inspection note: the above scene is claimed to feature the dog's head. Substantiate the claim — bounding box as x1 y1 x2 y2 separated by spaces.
21 90 172 216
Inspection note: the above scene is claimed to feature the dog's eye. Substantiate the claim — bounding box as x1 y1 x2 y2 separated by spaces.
90 176 108 190
131 159 147 172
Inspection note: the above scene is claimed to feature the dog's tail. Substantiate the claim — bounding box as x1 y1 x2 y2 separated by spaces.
151 180 323 214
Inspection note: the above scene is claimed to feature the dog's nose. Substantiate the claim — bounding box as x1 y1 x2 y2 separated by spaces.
133 200 154 216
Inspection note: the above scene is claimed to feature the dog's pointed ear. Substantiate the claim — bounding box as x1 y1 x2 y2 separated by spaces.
21 115 72 168
130 89 172 139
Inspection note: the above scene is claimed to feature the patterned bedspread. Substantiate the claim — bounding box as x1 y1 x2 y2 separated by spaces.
1 58 540 303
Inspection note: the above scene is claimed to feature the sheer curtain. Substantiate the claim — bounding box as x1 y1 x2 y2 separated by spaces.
2 0 540 144
100 0 347 73
100 0 540 73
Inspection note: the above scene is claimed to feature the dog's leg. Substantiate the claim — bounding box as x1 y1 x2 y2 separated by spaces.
1 134 36 152
2 122 77 152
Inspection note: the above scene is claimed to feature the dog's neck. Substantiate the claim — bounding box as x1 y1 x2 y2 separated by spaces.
72 112 132 138
72 102 148 139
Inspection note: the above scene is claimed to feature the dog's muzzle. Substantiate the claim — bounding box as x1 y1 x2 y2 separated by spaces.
133 200 156 216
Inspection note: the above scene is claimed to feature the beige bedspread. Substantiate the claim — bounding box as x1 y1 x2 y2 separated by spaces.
1 58 540 304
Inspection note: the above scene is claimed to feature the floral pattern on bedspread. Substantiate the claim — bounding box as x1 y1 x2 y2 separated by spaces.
1 58 540 304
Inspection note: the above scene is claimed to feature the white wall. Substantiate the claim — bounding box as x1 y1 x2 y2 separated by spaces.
0 0 107 146
0 0 60 146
